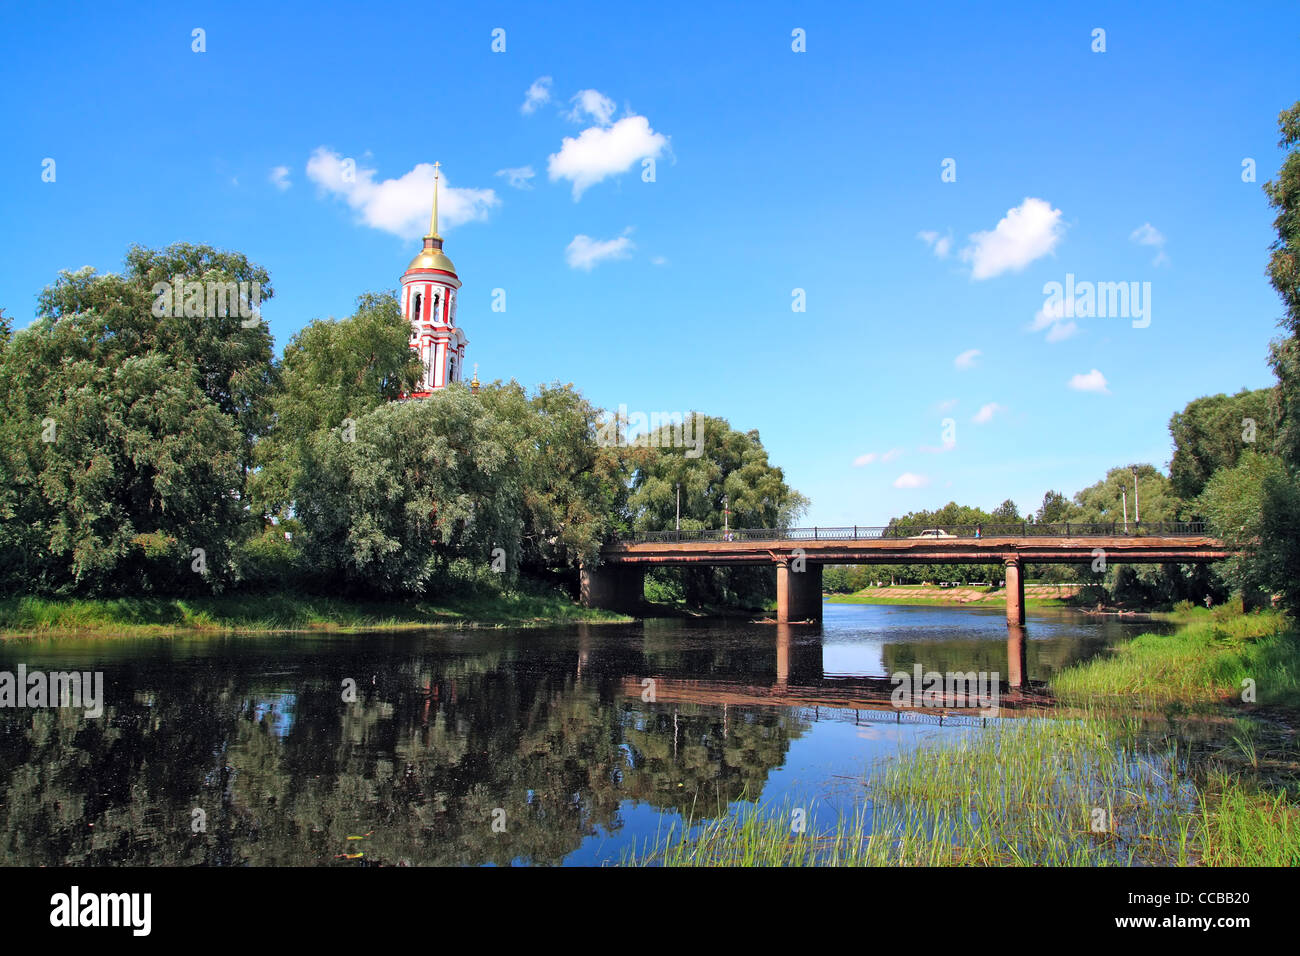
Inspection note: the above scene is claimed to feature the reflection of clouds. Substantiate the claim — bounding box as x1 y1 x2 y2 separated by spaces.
856 725 900 742
250 693 296 739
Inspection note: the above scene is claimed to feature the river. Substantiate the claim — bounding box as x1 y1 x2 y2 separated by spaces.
0 603 1166 865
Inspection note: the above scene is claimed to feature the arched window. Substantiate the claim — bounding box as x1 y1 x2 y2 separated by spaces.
412 292 422 320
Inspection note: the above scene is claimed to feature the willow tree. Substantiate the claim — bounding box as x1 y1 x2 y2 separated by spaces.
0 245 273 594
627 415 809 608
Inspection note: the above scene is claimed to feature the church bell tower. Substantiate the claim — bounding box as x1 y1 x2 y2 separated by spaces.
400 162 467 396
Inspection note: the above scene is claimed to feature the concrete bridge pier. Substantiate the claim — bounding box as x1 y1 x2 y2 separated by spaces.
580 564 645 613
776 561 823 623
1003 557 1025 626
1006 624 1028 689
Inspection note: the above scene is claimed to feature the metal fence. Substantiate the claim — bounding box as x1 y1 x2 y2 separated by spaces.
620 521 1206 544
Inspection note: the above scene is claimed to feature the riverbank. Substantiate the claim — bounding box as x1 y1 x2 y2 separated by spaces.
827 582 1078 608
0 591 631 639
629 607 1300 866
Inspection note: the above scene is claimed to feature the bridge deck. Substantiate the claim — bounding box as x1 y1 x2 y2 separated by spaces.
602 534 1230 566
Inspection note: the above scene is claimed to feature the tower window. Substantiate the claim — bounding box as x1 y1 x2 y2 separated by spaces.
433 293 441 321
412 292 422 319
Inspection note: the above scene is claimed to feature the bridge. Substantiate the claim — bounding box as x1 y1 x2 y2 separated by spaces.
583 522 1230 625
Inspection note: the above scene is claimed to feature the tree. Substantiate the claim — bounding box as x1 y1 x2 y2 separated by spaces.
477 381 633 572
0 308 244 594
294 385 523 595
1035 490 1075 524
1071 464 1176 525
1267 102 1300 465
1168 387 1277 501
1197 451 1300 610
35 244 276 485
251 292 421 516
991 499 1021 523
627 415 809 606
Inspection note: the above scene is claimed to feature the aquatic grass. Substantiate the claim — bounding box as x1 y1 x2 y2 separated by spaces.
0 591 631 638
1196 771 1300 866
628 709 1300 866
1051 610 1298 707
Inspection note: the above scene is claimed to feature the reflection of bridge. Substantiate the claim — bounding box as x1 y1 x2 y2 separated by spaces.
620 622 1052 701
583 523 1230 624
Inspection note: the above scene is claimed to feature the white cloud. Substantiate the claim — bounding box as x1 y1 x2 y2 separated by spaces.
917 229 952 258
565 230 634 270
854 448 902 467
1130 222 1168 266
936 398 958 412
565 89 617 126
1068 369 1110 393
496 166 535 189
651 255 668 266
961 197 1065 280
269 165 291 190
893 472 930 489
305 148 499 239
521 76 553 115
1030 295 1079 342
972 402 1005 424
548 115 669 200
954 349 981 370
1045 319 1078 342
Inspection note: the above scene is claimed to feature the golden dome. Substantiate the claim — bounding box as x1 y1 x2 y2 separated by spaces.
406 240 457 275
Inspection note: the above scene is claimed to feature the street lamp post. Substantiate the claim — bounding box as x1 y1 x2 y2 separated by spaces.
723 494 730 540
675 483 680 532
1132 467 1140 526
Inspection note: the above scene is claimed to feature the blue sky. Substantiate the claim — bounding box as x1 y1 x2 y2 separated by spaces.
2 1 1297 525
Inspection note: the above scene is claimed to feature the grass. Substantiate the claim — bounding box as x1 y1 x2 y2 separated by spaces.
0 589 631 638
629 713 1300 866
1051 607 1300 708
628 609 1300 867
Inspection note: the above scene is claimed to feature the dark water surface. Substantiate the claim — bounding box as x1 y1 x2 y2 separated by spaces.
0 603 1166 865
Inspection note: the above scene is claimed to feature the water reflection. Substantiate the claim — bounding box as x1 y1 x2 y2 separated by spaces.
0 606 1165 866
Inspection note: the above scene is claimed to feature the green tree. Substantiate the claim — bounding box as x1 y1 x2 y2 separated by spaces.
1035 490 1076 524
0 311 244 594
477 381 633 572
1267 102 1300 465
991 498 1021 523
1169 387 1277 501
35 244 276 483
294 385 522 595
1197 450 1300 610
252 292 421 516
627 415 809 607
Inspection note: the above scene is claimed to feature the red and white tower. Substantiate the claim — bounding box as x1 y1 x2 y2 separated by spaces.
400 162 467 396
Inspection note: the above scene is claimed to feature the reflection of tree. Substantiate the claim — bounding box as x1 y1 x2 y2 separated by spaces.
619 705 806 817
881 630 1134 683
0 635 803 866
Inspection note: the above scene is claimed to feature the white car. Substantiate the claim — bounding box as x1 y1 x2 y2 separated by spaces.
910 528 956 539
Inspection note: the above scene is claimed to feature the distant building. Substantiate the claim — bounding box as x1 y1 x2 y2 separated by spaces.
399 162 472 396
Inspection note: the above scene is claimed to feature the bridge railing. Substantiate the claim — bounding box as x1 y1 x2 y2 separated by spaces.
619 521 1207 544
